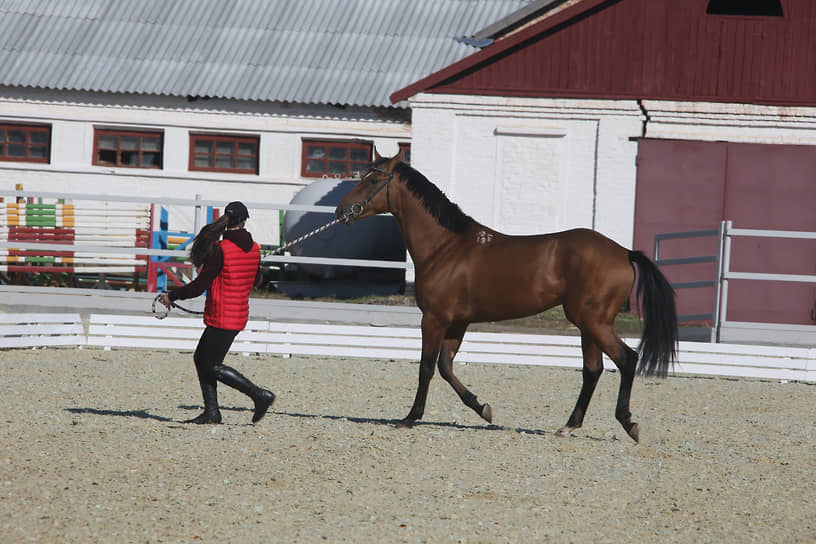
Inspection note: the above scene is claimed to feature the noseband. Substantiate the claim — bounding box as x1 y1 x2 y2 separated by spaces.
350 167 393 217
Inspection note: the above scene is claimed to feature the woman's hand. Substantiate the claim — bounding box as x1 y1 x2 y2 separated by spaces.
157 293 172 309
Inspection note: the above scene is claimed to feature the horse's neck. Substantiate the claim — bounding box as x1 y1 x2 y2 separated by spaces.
392 190 459 270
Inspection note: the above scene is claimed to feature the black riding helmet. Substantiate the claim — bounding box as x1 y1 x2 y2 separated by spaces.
224 201 249 228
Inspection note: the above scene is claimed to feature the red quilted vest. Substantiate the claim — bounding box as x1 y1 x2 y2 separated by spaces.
204 239 260 331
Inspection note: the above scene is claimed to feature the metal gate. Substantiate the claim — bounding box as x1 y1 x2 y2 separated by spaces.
634 138 816 327
655 221 816 344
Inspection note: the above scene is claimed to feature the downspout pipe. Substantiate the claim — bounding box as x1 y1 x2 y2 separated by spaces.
638 99 650 138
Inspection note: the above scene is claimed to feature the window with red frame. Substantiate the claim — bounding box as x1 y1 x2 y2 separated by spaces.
301 140 371 178
398 142 411 164
0 124 50 163
94 129 163 168
190 134 259 174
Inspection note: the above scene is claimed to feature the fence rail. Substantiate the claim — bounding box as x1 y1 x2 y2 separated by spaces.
2 313 814 382
0 190 412 290
653 225 724 326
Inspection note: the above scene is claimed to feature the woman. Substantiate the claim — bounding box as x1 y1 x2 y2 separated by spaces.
158 201 275 424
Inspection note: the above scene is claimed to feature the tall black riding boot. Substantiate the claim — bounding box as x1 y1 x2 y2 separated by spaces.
213 365 276 423
185 379 222 424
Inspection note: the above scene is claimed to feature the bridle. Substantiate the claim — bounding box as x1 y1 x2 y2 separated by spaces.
349 167 394 218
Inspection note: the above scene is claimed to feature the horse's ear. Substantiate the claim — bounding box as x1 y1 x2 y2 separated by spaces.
393 148 404 163
373 148 382 161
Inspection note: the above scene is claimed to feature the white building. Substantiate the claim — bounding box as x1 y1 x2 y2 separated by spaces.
0 0 529 244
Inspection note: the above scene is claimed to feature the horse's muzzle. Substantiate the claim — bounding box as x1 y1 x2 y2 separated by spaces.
335 202 364 225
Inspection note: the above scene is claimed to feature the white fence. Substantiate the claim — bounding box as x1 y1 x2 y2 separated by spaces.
0 313 85 348
2 313 814 382
0 189 412 278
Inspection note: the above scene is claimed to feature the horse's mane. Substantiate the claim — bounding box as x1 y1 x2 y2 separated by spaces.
393 161 474 234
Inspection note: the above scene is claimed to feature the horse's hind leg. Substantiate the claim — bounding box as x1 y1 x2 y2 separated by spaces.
582 325 640 442
557 334 603 437
611 340 639 442
437 323 492 423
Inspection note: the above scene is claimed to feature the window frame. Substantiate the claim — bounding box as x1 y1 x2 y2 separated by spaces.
0 123 51 164
705 0 784 17
189 133 260 174
301 139 373 178
398 142 411 164
93 128 164 169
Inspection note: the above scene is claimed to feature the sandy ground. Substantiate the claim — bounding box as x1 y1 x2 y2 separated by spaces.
1 347 814 543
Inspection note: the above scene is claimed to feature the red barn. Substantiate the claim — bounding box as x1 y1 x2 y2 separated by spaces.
392 0 816 340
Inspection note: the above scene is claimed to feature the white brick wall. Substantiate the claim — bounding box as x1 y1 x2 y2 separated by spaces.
7 88 816 251
409 94 642 246
642 100 816 145
0 90 410 245
408 94 816 248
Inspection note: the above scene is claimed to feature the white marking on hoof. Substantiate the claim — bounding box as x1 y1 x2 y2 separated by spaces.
481 403 493 423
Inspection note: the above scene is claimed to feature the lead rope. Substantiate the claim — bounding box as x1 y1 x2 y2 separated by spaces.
268 216 344 256
152 294 200 319
152 211 353 319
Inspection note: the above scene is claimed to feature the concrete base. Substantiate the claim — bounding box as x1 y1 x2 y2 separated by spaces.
718 321 816 347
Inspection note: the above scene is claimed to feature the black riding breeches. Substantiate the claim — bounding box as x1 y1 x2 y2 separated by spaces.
193 325 239 384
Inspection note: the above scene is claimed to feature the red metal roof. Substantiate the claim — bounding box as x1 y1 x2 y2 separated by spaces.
391 0 816 107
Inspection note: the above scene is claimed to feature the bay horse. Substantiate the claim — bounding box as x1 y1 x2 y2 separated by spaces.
335 150 677 443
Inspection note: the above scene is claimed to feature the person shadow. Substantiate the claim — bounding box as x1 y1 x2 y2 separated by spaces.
66 407 175 422
65 405 251 423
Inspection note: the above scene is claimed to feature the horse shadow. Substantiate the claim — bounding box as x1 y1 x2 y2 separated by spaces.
64 406 612 440
273 409 554 436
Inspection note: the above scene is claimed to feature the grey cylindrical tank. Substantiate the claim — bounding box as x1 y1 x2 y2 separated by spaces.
282 178 405 280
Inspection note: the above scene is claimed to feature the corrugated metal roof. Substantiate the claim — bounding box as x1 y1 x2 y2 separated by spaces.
0 0 531 108
472 0 565 41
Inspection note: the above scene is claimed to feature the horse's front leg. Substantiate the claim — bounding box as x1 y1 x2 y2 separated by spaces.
396 314 445 427
437 322 492 423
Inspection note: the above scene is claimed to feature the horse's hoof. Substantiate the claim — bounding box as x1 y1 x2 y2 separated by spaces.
626 422 640 443
480 403 493 423
555 425 576 437
394 417 416 428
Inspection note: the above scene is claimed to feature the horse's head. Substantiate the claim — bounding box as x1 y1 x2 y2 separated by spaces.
335 148 404 225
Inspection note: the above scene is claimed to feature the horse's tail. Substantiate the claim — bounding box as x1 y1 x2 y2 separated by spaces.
628 250 678 378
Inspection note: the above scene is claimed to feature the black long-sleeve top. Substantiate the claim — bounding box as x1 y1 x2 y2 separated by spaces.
168 228 262 302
